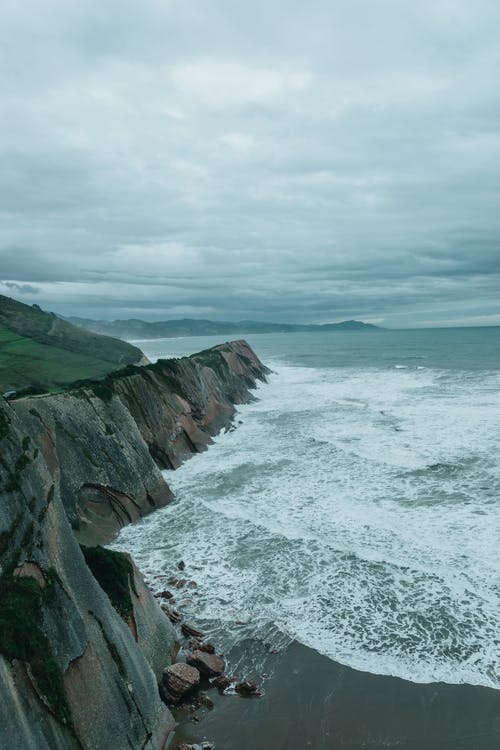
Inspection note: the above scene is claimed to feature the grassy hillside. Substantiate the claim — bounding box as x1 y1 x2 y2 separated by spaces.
0 295 145 393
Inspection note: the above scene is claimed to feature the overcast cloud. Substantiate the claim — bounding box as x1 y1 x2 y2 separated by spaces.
1 0 499 326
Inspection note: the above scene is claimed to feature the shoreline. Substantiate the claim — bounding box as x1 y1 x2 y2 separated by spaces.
143 566 500 749
92 336 499 750
0 341 270 749
169 637 500 749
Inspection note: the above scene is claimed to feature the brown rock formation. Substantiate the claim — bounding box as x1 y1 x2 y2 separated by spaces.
235 680 262 696
12 340 269 545
0 398 176 750
163 662 201 703
186 650 225 678
213 675 232 691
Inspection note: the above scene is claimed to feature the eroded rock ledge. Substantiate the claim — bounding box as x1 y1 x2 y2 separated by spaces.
0 340 268 749
13 340 269 545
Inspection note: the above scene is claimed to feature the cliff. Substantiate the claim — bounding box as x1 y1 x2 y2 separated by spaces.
0 340 269 749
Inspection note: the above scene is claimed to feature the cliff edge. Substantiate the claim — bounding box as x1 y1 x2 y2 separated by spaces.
0 340 269 749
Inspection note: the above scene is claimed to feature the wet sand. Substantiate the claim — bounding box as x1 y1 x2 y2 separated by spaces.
171 638 500 750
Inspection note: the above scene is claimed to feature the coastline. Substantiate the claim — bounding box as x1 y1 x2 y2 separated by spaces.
115 336 500 750
0 341 270 749
3 333 498 749
170 638 500 749
114 340 500 750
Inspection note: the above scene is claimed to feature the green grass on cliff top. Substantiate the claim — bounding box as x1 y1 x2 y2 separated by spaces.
0 295 144 393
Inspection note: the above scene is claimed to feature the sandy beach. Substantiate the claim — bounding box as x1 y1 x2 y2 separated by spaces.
171 638 500 750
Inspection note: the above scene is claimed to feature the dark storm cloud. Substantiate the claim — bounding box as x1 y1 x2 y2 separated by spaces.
1 0 499 326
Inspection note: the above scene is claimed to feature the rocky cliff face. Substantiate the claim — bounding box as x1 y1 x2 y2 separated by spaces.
0 340 268 749
12 340 268 545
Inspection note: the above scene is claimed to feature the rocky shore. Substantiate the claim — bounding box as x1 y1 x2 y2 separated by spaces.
0 340 269 750
138 557 500 750
141 562 264 739
170 637 500 750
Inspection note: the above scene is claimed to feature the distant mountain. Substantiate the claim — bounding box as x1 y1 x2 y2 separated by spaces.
68 316 381 340
0 295 145 393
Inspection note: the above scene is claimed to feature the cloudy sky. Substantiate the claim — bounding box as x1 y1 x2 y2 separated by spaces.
1 0 499 327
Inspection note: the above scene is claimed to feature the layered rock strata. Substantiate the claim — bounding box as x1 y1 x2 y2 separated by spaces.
12 340 268 545
162 663 201 704
0 398 176 750
0 341 268 749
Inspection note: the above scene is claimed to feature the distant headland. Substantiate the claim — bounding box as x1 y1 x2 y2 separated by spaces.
68 316 381 340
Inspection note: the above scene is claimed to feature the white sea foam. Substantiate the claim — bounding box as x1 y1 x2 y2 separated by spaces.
114 361 500 688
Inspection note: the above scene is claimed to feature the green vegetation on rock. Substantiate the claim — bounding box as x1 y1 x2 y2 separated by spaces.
0 573 71 726
192 347 230 379
149 358 189 399
80 545 136 619
0 408 10 439
71 362 144 403
1 446 32 493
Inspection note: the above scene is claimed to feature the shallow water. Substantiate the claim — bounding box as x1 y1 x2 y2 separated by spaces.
114 328 500 689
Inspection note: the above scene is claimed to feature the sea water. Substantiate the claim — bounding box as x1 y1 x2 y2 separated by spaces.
113 328 500 689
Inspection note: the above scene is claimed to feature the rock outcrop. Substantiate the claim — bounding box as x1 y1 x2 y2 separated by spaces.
162 663 201 704
0 340 268 749
11 340 268 545
0 399 176 750
186 650 225 678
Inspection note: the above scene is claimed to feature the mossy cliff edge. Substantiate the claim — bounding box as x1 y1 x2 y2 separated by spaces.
0 340 269 749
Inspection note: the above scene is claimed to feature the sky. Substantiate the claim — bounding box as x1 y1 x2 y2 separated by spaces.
0 0 499 328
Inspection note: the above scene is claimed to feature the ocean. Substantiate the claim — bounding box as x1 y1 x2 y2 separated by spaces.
113 327 500 692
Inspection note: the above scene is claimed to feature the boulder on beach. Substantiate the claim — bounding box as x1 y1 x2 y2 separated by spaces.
182 622 205 638
235 680 261 696
213 675 231 691
162 662 200 703
186 649 225 677
190 639 216 654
